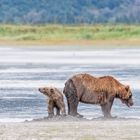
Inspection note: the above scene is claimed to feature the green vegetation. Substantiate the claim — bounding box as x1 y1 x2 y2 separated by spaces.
0 0 140 24
0 24 140 42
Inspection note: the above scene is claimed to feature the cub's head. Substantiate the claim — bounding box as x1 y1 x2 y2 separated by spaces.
38 87 54 97
118 85 133 107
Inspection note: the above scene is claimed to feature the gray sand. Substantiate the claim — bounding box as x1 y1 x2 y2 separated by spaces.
0 116 140 140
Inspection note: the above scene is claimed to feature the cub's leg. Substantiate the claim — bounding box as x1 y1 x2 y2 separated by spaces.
56 101 66 116
55 106 60 116
48 100 54 118
60 102 66 116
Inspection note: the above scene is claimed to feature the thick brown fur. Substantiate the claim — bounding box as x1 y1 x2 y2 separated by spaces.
63 73 133 118
39 87 66 118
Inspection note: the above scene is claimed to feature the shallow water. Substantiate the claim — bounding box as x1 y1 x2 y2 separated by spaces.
0 46 140 122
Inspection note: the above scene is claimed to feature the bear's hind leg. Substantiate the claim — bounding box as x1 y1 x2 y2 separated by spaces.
56 101 66 116
64 79 83 117
67 96 83 117
68 97 78 116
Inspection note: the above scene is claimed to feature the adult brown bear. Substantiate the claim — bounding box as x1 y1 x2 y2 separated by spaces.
63 73 133 118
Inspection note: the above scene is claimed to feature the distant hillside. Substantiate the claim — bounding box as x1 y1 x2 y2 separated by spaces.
0 0 140 24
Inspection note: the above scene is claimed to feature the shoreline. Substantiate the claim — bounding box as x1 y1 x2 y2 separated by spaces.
0 115 140 123
0 39 140 47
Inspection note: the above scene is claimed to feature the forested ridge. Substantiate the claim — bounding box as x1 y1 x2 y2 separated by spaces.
0 0 140 24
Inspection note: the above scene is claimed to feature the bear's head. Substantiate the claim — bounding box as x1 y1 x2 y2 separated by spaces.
38 87 54 97
117 85 133 107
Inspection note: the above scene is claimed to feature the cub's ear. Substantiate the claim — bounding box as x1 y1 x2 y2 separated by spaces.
50 88 54 93
125 85 130 91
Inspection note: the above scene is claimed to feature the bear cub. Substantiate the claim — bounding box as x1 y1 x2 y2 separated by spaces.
39 86 66 118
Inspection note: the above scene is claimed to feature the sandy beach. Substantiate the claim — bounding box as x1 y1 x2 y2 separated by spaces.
0 118 140 140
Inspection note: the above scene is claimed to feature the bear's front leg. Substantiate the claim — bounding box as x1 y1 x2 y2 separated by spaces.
101 104 112 118
48 100 54 118
101 97 114 118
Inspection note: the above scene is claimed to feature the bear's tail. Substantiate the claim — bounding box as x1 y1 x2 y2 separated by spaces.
63 79 78 115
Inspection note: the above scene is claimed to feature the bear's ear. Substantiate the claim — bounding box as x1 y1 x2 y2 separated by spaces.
125 85 130 92
50 88 54 93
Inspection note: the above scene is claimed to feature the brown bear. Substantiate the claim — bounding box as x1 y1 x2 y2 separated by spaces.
39 87 66 118
63 73 133 118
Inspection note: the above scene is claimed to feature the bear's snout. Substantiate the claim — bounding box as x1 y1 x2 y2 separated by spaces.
39 88 43 93
128 99 134 106
38 88 46 94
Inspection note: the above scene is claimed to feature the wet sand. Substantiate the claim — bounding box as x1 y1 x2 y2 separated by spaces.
0 117 140 140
